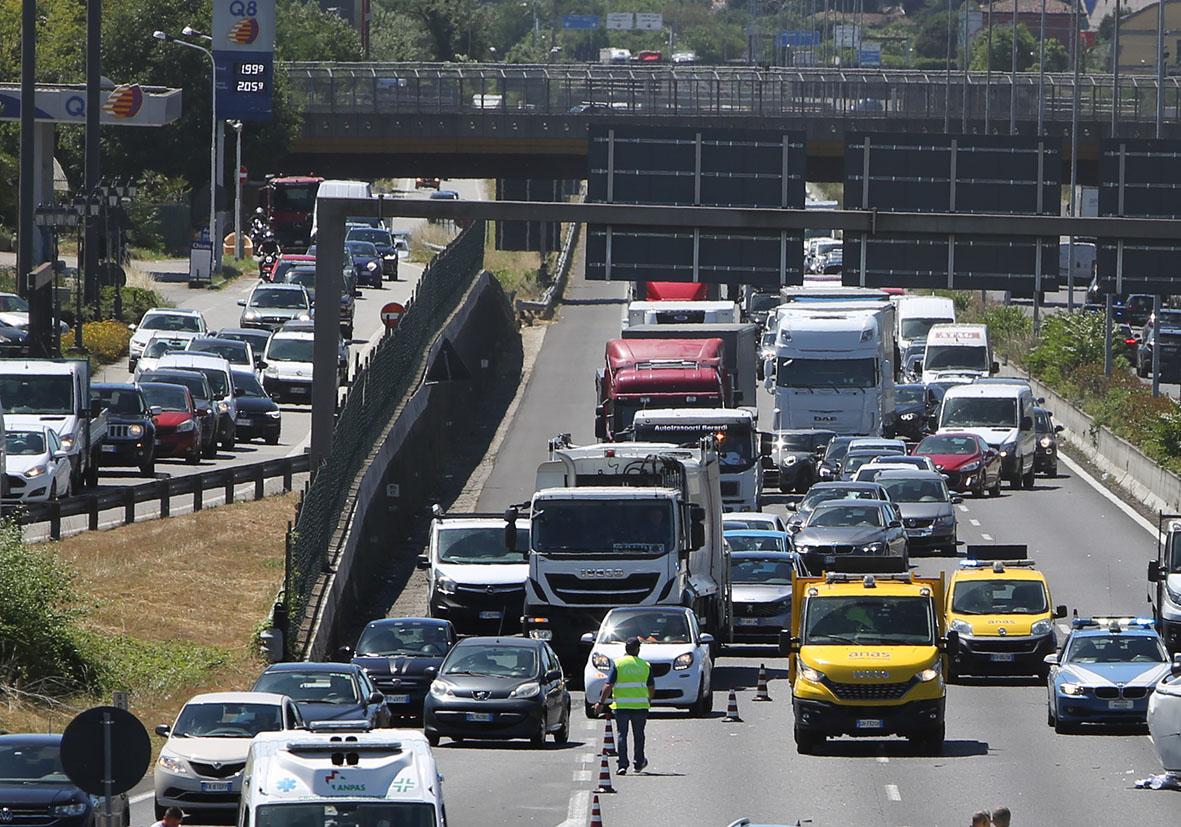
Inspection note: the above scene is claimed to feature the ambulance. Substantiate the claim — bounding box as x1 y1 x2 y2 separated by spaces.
238 729 446 827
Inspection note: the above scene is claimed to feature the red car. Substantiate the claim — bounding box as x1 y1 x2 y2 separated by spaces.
140 381 202 464
270 253 315 284
416 177 441 190
912 432 1001 498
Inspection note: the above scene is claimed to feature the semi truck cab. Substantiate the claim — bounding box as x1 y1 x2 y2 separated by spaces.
1149 516 1181 654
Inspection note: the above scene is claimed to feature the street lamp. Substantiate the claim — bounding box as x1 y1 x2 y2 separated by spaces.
154 28 217 274
181 25 213 42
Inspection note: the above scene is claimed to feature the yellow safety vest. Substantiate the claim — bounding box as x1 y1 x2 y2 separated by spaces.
610 655 652 711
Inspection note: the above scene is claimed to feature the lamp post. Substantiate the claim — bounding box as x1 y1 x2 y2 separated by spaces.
229 120 244 259
154 29 217 274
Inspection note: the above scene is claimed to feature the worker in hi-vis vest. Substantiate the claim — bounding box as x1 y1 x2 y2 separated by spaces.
595 636 656 774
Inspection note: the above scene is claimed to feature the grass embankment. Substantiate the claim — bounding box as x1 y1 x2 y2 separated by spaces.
0 494 292 737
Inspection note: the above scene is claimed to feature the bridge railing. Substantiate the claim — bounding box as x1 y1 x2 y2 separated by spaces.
283 63 1180 127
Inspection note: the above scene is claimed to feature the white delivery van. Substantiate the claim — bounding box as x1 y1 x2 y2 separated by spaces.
310 180 373 242
937 382 1038 489
622 300 741 329
894 295 956 354
239 730 446 827
922 323 997 384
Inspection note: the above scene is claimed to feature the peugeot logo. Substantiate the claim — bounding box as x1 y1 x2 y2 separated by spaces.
1 808 13 823
473 690 489 700
485 585 496 593
997 628 1007 636
212 761 223 770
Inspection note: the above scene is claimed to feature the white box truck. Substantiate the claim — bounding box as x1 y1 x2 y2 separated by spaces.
921 323 998 384
894 295 956 354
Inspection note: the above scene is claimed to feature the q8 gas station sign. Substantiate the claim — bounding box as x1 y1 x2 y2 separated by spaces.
213 0 276 122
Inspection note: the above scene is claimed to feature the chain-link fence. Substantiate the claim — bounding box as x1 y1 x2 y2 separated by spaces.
285 222 486 635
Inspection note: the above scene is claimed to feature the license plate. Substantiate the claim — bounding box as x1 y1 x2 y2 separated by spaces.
291 386 308 394
479 610 502 620
989 653 1015 662
736 618 762 626
1109 699 1135 710
200 782 231 793
101 444 117 453
855 719 883 730
386 694 411 705
824 555 836 564
465 712 494 722
528 630 553 640
237 417 253 426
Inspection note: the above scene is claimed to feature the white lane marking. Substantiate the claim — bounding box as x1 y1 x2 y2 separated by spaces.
572 769 592 783
558 790 591 827
885 784 901 801
876 755 889 764
957 504 969 512
969 519 981 526
580 751 597 765
130 793 153 804
981 533 993 541
1057 451 1158 539
1056 623 1071 635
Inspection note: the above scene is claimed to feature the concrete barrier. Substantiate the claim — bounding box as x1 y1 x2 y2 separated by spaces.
303 271 518 660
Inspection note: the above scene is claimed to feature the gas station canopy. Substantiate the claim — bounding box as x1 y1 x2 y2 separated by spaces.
0 83 182 126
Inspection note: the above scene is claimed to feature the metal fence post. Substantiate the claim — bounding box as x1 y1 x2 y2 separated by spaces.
255 464 266 500
224 469 236 505
123 489 135 525
194 480 203 512
159 479 170 518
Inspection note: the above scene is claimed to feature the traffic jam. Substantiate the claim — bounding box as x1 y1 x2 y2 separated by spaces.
7 238 1181 827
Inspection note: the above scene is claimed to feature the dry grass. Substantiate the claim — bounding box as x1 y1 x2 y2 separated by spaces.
409 223 457 262
0 495 294 736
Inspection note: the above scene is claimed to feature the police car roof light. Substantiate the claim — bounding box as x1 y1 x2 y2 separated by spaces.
1071 615 1156 630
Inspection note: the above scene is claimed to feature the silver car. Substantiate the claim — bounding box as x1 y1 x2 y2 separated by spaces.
237 284 312 331
873 469 961 556
730 551 801 643
792 498 908 575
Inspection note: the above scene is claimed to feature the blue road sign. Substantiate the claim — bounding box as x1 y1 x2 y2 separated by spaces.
562 14 600 29
777 30 820 48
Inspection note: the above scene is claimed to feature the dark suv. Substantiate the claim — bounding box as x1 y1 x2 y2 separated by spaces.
91 382 156 476
0 734 129 827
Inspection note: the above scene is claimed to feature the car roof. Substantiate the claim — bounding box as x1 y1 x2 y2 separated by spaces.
219 327 269 336
144 307 201 316
1071 625 1160 639
453 636 545 648
92 382 138 391
730 550 794 561
605 606 693 616
874 469 945 480
0 733 62 745
185 691 289 705
254 282 305 291
365 617 451 629
262 662 362 674
724 529 786 537
723 511 781 520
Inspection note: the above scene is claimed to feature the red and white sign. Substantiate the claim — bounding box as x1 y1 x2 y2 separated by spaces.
380 301 406 330
238 165 248 182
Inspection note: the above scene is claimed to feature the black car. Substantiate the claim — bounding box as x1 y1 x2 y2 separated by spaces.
345 240 384 288
1137 308 1181 380
138 369 218 458
888 383 938 442
1114 293 1155 326
423 636 571 747
251 662 391 729
767 429 835 493
346 226 400 280
215 327 271 368
231 371 281 444
1033 406 1063 476
0 734 129 827
346 617 457 719
90 382 156 476
816 435 857 482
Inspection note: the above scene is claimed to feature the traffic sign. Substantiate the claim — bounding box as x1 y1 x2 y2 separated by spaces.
777 30 819 48
380 301 406 330
60 706 151 796
833 24 860 48
634 12 663 30
238 165 248 182
858 42 882 67
562 14 600 29
213 0 276 122
605 12 633 29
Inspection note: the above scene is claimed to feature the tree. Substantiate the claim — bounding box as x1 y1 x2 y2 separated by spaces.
382 0 490 61
915 10 959 61
969 22 1067 72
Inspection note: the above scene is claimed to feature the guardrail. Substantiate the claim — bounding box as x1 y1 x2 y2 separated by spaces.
516 219 580 319
11 454 311 540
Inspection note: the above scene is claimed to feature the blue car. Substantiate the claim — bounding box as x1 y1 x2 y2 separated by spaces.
345 239 384 288
1045 616 1172 733
251 661 392 729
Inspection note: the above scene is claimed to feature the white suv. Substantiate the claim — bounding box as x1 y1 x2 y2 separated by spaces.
129 308 207 371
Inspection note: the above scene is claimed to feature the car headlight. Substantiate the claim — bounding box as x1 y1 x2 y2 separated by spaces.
176 420 196 432
435 576 457 595
52 803 88 817
591 652 611 670
266 410 282 419
429 679 455 698
916 661 942 682
127 424 144 438
217 401 230 414
366 261 378 271
23 464 47 479
1040 436 1053 448
959 460 980 472
383 253 396 261
264 366 279 376
935 513 956 526
244 310 259 320
298 313 312 321
1031 619 1053 636
783 455 797 466
900 412 917 421
800 664 825 683
157 754 187 774
861 541 886 553
1060 682 1086 696
59 435 75 452
818 467 832 478
949 619 973 636
510 681 541 698
673 652 694 671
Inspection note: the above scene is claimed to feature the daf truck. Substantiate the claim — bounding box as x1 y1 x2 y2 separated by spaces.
631 408 761 511
520 436 730 667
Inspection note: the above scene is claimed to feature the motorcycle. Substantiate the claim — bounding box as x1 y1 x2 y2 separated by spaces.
259 250 279 281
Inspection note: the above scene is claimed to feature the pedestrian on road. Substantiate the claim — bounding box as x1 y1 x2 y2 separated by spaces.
970 812 990 827
990 806 1011 827
595 636 655 775
150 806 184 827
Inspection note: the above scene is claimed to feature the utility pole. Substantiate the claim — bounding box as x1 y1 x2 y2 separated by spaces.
987 0 995 128
1010 0 1018 134
84 0 101 307
1111 0 1120 137
1037 0 1046 135
962 5 970 132
1156 0 1165 138
945 0 953 132
1066 0 1080 312
19 0 47 356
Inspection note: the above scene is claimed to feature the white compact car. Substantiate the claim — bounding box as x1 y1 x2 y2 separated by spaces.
134 332 200 379
723 511 788 534
3 426 72 502
582 606 714 719
128 308 207 371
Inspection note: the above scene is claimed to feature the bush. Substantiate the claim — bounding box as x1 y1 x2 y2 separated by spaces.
1026 312 1113 385
0 520 92 692
66 319 132 365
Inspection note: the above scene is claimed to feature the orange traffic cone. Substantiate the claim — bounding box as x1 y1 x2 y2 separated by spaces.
594 751 616 793
589 792 605 825
722 687 743 722
602 717 617 756
753 663 772 702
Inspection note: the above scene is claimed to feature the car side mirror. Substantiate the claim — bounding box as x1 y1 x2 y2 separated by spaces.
786 502 797 511
594 413 607 440
52 450 69 460
690 504 706 549
544 668 562 682
155 724 171 738
368 691 385 705
777 630 792 656
237 299 247 306
258 360 268 369
424 666 438 680
504 506 519 551
1150 560 1163 582
789 523 802 533
1043 653 1059 666
699 633 714 646
951 495 963 504
943 629 960 651
1054 424 1064 433
990 360 1000 374
338 645 354 660
888 519 902 528
149 405 163 416
1054 604 1067 618
1020 416 1033 431
416 554 431 570
580 633 595 646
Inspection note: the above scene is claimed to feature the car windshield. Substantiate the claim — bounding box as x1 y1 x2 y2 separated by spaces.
190 340 249 365
142 384 190 412
777 357 876 389
442 645 537 678
777 431 834 452
145 338 190 358
272 184 318 212
267 337 314 363
356 623 451 658
6 431 46 456
141 313 201 332
804 596 934 645
942 397 1018 429
437 526 529 564
843 453 885 474
1168 531 1181 573
0 375 73 414
748 293 780 312
723 517 777 531
233 372 268 398
731 557 793 585
877 478 948 503
895 386 925 406
823 438 854 465
192 368 230 398
725 534 786 552
220 331 270 350
807 504 883 528
951 579 1048 614
252 289 307 309
533 500 674 554
1066 633 1167 664
0 742 69 783
171 702 283 738
924 345 989 372
633 421 755 471
0 295 29 313
253 671 360 705
346 241 379 257
916 435 979 455
799 487 880 512
348 229 392 246
257 803 436 827
143 373 209 402
92 388 145 415
283 269 316 289
900 318 949 341
598 611 691 644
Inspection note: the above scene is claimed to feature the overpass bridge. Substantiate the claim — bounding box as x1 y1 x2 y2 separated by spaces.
284 63 1181 183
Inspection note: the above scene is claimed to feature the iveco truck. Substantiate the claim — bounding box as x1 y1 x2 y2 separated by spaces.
521 436 730 666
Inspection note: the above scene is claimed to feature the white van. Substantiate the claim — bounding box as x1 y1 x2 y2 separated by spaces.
937 382 1038 489
310 180 373 242
922 323 997 384
894 295 955 354
238 730 445 827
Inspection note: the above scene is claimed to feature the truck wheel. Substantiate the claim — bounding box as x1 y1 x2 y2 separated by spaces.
794 725 823 755
1021 462 1036 489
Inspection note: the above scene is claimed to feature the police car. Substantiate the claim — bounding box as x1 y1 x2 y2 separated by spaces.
1045 616 1172 733
238 728 445 827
